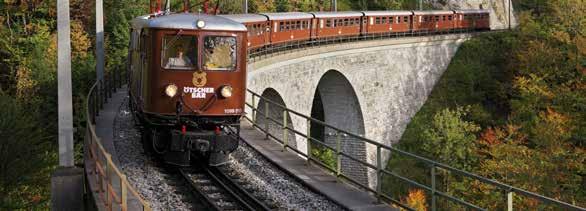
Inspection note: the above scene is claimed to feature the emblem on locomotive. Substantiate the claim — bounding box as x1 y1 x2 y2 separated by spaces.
192 71 207 87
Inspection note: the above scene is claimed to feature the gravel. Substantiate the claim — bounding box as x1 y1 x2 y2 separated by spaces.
112 97 197 211
111 96 343 211
226 142 343 211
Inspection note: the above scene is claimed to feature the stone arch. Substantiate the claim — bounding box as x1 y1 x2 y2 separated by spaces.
256 88 296 149
310 70 367 186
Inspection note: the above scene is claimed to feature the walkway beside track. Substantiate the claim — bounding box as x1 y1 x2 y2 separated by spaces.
94 87 127 166
239 121 396 211
85 87 136 210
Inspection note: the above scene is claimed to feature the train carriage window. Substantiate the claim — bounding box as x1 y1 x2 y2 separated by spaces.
375 17 381 24
326 19 332 28
404 16 408 23
203 36 236 71
448 15 453 21
389 17 394 24
279 21 284 31
161 34 197 70
435 16 440 21
297 21 301 29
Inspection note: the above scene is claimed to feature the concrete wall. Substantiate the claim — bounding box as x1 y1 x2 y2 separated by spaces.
246 34 471 188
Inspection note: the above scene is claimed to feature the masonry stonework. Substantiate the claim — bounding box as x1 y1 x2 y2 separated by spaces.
246 34 470 188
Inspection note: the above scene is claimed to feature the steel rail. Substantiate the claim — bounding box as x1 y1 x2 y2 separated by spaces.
179 162 272 211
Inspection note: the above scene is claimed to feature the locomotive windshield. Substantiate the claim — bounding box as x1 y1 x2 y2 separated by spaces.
162 35 197 69
203 36 237 71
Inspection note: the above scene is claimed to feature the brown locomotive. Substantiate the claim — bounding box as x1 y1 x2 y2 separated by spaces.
129 13 247 166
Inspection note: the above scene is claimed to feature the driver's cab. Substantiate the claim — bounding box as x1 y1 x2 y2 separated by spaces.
129 13 248 117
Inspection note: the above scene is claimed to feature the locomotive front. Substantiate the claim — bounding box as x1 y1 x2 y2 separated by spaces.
130 14 247 166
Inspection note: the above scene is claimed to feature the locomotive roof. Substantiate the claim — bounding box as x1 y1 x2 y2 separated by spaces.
260 12 314 20
412 10 455 15
454 9 490 14
310 11 364 18
219 14 268 23
362 11 414 16
131 13 247 31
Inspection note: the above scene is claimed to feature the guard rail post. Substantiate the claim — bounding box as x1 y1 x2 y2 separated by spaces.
105 153 111 210
506 189 513 211
336 132 341 182
431 164 437 211
376 146 382 202
306 119 312 165
251 95 256 123
264 101 269 140
121 175 128 211
282 110 288 152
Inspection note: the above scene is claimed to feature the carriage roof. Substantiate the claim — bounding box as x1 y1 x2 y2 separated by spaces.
412 10 455 15
131 13 247 31
310 11 364 18
219 14 268 23
454 9 490 14
259 12 314 20
361 11 414 16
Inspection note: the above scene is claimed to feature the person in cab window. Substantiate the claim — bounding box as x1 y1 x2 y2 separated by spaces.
165 47 192 68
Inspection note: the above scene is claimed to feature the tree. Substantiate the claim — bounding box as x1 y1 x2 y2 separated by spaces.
0 92 53 209
421 106 481 171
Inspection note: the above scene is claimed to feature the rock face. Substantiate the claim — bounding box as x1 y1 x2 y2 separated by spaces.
428 0 518 29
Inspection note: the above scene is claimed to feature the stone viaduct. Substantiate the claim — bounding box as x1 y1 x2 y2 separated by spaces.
245 33 472 188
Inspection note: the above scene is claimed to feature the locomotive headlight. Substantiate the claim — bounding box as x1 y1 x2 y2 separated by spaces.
220 85 233 98
196 20 206 28
165 84 178 98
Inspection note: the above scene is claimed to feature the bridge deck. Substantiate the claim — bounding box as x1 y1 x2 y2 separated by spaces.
239 121 395 211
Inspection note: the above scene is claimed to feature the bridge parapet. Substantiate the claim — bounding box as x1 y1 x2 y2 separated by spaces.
84 72 151 211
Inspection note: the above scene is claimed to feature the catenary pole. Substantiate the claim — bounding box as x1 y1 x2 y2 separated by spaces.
243 0 248 13
332 0 337 11
96 0 104 88
57 0 74 167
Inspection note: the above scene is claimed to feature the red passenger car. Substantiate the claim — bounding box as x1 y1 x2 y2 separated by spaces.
221 14 269 49
261 12 313 45
362 11 413 34
413 10 455 32
454 10 490 30
309 11 363 39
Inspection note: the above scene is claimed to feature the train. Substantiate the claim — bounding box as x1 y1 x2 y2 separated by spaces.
128 9 490 166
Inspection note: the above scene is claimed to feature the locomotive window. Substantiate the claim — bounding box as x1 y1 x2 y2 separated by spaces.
161 35 197 70
203 36 236 71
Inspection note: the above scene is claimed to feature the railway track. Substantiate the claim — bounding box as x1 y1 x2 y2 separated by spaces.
179 162 276 211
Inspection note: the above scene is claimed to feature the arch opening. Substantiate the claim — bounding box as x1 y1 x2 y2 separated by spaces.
309 70 367 186
256 88 296 149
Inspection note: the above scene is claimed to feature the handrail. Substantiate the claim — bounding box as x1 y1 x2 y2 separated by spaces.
84 69 152 211
244 89 585 211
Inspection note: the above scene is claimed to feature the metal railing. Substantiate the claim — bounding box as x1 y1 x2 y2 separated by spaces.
244 89 585 211
247 28 488 62
84 69 152 211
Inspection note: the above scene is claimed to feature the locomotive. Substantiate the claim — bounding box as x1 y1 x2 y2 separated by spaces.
129 13 247 166
128 7 490 166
